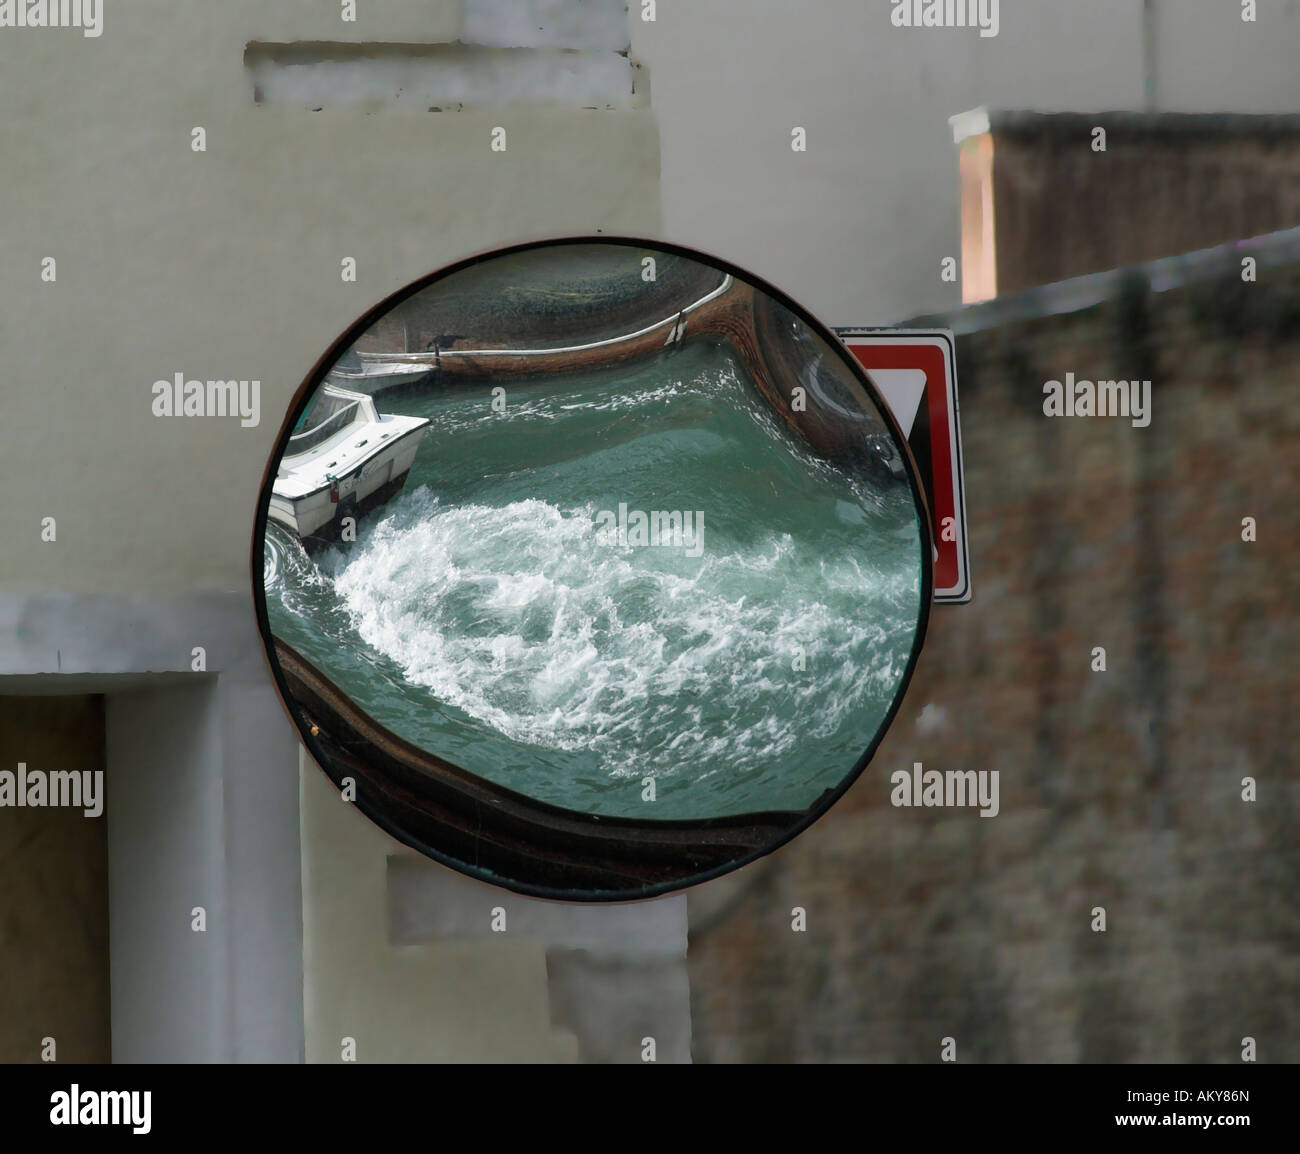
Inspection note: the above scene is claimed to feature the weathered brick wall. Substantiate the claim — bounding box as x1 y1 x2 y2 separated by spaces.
986 116 1300 295
686 260 1300 1062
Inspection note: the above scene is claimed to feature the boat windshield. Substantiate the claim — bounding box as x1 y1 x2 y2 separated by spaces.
288 390 361 455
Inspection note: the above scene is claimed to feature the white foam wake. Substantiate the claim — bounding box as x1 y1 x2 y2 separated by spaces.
325 487 918 783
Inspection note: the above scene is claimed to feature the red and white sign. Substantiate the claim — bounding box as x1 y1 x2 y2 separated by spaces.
837 330 971 603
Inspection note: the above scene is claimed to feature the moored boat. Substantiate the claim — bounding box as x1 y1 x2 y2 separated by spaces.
327 348 434 394
269 384 430 547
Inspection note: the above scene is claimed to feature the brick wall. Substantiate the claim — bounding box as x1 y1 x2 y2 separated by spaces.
957 112 1300 301
686 253 1300 1062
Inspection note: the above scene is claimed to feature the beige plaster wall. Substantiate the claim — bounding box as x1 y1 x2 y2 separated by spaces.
0 0 659 594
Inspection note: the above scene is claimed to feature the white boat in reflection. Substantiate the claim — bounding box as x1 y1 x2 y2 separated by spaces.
327 348 434 394
269 384 430 545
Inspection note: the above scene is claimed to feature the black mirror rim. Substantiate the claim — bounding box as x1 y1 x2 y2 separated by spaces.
250 235 935 903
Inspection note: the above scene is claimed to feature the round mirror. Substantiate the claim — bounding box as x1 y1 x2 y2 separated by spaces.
254 239 931 900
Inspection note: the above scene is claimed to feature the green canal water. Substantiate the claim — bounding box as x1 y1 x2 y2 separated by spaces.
265 341 924 820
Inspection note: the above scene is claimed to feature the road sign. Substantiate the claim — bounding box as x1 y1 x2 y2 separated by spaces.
837 329 971 603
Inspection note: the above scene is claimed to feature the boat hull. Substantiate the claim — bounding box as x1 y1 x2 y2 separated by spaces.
269 423 427 547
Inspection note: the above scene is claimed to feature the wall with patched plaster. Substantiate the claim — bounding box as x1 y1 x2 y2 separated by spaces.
1 0 680 1066
0 0 659 595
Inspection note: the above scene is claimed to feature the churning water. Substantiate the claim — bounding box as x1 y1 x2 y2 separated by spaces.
265 342 924 819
